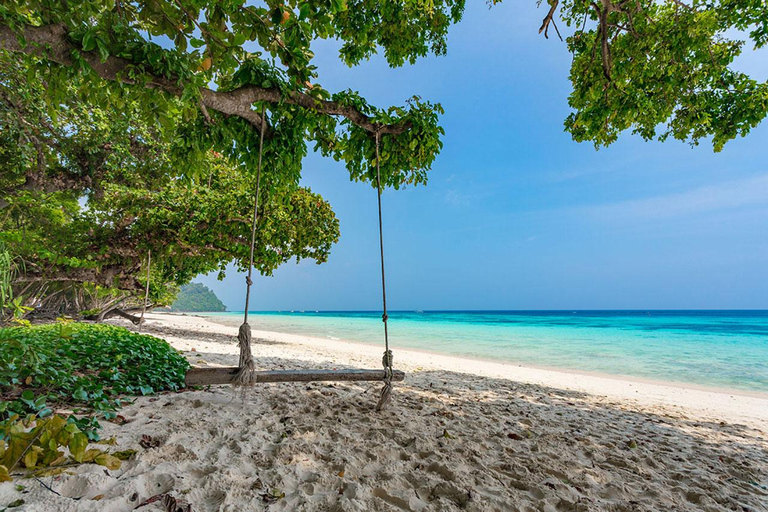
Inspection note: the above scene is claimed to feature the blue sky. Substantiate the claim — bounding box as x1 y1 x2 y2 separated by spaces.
198 2 768 311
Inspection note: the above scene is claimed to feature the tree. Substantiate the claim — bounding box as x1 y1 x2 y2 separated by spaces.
542 0 768 150
0 0 446 203
0 53 339 320
1 140 340 319
0 1 451 320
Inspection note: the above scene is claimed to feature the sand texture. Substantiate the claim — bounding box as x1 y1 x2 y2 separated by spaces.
2 312 767 511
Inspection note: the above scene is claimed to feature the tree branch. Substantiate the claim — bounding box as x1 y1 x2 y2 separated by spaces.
15 265 144 292
538 0 560 39
0 23 410 135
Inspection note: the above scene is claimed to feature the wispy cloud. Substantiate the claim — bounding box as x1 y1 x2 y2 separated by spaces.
576 174 768 220
444 189 471 206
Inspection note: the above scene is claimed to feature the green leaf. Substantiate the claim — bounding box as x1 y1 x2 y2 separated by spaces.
22 446 40 468
93 452 121 470
330 0 346 13
69 432 88 463
72 388 88 401
113 449 136 461
81 32 95 52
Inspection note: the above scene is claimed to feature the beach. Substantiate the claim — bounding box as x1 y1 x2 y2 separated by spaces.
3 312 767 511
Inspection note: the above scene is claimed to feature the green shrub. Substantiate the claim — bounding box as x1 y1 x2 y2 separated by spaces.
0 322 189 438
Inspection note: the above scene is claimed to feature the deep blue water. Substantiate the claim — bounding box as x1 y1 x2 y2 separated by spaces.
203 310 768 392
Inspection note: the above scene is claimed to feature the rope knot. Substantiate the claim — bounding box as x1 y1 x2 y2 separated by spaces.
382 313 388 322
245 276 253 286
382 349 393 370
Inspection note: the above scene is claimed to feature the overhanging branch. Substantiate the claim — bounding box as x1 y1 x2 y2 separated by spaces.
0 23 410 136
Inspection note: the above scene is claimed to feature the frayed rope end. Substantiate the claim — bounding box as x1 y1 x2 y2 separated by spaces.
233 322 256 387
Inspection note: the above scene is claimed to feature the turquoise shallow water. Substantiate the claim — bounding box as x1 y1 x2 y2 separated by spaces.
201 311 768 393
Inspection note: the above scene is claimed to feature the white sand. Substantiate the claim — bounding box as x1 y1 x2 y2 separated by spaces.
2 312 767 511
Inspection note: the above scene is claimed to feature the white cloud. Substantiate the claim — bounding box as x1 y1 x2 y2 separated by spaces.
444 189 470 206
578 174 768 220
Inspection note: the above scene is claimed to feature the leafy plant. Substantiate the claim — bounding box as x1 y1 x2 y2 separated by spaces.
0 58 341 316
0 244 26 325
0 243 12 317
0 323 190 438
0 413 121 482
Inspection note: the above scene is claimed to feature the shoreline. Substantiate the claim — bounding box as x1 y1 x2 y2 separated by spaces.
163 311 768 429
191 311 768 401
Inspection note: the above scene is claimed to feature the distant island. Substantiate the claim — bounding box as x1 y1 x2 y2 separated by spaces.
169 283 227 312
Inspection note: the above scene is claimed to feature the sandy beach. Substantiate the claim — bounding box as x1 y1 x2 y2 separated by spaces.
2 312 767 511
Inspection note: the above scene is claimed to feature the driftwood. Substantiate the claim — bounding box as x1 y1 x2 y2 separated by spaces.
100 308 145 324
186 367 405 387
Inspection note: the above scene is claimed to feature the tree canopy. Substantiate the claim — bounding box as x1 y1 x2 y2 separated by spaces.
0 0 764 163
550 0 768 150
0 51 339 319
0 0 447 198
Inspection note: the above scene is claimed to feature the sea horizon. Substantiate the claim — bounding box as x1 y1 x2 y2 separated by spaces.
223 309 768 312
196 310 768 394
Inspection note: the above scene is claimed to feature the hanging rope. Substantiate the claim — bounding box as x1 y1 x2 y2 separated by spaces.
373 129 394 412
138 249 151 333
233 104 267 387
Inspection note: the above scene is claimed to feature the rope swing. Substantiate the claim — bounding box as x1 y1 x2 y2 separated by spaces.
224 114 398 410
373 129 395 412
233 104 267 388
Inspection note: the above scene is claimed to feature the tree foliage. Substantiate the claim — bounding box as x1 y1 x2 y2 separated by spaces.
0 0 448 195
536 0 768 150
0 1 453 313
0 0 764 165
3 152 340 287
169 282 227 312
0 52 339 317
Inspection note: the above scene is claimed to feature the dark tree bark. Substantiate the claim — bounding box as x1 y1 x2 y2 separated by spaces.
99 307 147 324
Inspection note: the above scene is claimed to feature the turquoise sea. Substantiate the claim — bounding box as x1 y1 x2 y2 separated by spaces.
202 311 768 393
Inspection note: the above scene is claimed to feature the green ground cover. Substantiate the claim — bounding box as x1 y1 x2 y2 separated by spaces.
0 322 190 481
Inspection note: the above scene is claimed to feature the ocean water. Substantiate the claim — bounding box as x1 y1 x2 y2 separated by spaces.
202 311 768 393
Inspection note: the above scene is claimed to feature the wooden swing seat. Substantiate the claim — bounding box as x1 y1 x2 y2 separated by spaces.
186 367 405 386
